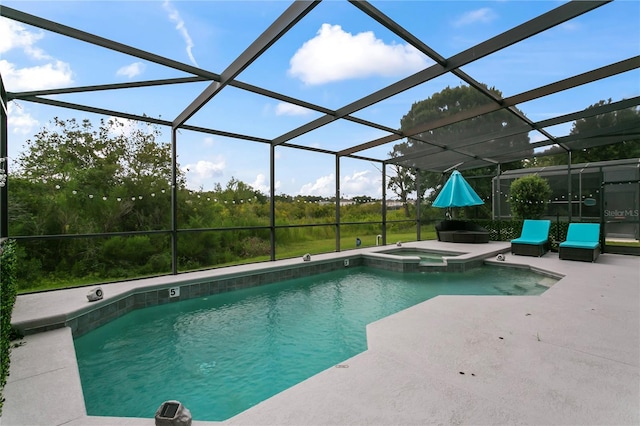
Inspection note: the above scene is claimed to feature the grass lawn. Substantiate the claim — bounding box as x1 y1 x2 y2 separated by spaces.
275 231 437 259
19 231 439 293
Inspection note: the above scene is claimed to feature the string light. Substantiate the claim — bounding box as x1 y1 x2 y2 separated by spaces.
8 180 360 206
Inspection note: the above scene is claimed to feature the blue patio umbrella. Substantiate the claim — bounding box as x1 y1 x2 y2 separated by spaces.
432 170 484 208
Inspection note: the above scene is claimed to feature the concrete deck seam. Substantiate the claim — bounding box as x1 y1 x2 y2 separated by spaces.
58 415 89 426
533 339 640 368
6 365 69 384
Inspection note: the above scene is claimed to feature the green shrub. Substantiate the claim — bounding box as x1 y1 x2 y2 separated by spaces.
14 245 41 289
509 174 552 219
472 219 524 241
102 236 157 266
240 237 271 258
1 240 18 415
143 253 172 274
473 219 569 244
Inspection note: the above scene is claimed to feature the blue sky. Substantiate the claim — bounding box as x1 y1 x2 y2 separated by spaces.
2 0 639 198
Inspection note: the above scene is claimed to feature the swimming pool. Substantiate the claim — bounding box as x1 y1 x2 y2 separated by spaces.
74 265 553 421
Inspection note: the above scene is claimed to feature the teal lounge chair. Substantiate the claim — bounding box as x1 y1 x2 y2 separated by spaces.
511 219 551 257
559 223 601 262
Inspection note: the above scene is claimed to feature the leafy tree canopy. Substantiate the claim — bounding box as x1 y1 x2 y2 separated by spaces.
16 117 184 189
11 118 184 234
388 85 529 216
531 100 640 166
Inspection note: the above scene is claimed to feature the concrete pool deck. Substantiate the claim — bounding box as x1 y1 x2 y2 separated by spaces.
2 241 639 425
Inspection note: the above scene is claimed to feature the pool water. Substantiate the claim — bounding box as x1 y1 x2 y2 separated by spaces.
74 266 552 421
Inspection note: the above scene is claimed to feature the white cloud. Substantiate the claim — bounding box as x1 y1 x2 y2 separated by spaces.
7 102 39 135
297 170 382 198
288 24 428 85
298 173 335 197
0 18 74 92
0 59 73 92
193 159 225 177
116 62 145 78
162 0 198 66
275 102 313 116
183 158 226 188
0 18 48 60
342 170 382 197
453 8 498 27
250 173 279 194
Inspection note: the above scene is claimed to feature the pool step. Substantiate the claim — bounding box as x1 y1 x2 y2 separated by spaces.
537 277 558 288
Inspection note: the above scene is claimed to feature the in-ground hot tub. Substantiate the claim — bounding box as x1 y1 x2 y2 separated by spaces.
379 247 463 264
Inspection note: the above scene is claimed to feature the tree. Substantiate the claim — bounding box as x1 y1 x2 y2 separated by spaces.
532 100 640 166
389 85 530 217
386 162 418 217
352 195 374 204
509 174 551 219
13 117 182 234
221 177 266 204
8 118 186 285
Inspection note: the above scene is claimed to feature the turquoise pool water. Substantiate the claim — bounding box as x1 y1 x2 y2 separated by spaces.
74 266 551 421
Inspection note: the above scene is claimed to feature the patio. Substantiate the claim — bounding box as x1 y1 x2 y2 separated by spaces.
2 242 638 425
